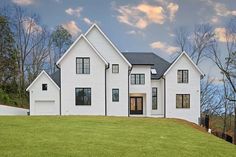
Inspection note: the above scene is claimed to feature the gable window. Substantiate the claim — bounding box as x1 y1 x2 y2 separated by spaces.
131 74 145 84
176 94 190 108
112 89 119 102
42 84 47 91
75 88 91 105
152 88 157 110
76 57 90 74
112 64 119 73
177 70 188 83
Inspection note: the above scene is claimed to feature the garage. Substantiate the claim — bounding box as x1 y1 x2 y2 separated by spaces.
26 71 60 115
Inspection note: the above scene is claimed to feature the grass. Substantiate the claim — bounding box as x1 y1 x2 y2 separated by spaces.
0 116 235 157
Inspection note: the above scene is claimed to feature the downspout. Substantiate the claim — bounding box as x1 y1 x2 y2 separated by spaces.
56 64 62 116
105 63 110 116
163 77 166 118
128 66 132 117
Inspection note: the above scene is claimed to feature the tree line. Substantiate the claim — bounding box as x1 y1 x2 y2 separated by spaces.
0 5 72 106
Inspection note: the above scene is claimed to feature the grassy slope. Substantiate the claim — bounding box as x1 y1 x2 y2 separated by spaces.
0 116 235 157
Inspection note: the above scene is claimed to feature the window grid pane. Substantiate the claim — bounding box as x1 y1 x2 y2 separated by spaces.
76 58 90 74
112 89 119 102
112 64 119 73
76 88 91 105
131 74 145 84
176 94 190 108
152 88 157 110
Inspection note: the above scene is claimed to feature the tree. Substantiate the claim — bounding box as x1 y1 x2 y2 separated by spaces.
0 15 17 92
50 25 72 73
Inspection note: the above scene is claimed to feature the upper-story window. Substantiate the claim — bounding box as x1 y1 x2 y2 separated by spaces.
42 84 47 91
177 70 188 83
131 74 145 85
76 57 90 74
112 64 119 73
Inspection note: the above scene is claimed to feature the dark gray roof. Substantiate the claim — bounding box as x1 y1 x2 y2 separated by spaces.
122 52 171 79
50 70 61 87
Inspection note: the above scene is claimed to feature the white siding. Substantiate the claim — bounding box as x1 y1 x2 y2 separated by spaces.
28 73 60 115
86 27 129 116
165 55 201 123
60 37 106 115
129 65 152 116
151 79 164 116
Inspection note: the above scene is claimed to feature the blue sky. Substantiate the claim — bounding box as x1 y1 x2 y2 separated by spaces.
1 0 236 80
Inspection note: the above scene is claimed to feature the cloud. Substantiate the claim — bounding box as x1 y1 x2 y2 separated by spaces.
62 21 81 37
214 27 227 42
150 41 179 54
167 3 179 21
211 16 219 24
115 2 178 29
22 17 42 34
65 7 83 18
83 17 93 25
12 0 33 6
126 30 145 37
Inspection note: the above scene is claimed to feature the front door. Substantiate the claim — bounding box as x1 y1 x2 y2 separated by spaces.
130 97 143 114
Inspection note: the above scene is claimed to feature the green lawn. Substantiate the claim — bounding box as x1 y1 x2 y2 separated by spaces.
0 116 235 157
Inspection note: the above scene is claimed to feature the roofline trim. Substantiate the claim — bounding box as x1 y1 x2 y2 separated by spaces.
84 24 132 67
56 34 108 67
163 51 204 76
26 70 60 91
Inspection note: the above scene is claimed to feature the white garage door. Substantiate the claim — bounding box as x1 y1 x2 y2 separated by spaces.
34 100 58 115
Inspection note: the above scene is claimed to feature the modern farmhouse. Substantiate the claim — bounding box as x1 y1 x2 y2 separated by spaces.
26 24 204 124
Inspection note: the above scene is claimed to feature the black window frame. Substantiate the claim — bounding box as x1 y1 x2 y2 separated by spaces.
152 88 157 110
42 84 47 91
176 94 190 108
75 88 91 105
112 89 119 102
131 74 145 85
76 57 90 74
112 64 119 73
177 70 188 83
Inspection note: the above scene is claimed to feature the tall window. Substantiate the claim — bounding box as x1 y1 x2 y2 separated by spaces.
76 57 90 74
177 70 188 83
176 94 190 108
112 89 119 102
112 64 119 73
75 88 91 105
131 74 145 84
152 88 157 110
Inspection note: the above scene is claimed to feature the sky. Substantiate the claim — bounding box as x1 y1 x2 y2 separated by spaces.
1 0 236 81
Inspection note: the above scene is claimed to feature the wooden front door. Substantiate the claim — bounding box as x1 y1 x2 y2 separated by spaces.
130 97 143 114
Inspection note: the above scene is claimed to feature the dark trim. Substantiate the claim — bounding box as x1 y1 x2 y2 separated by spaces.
130 97 143 114
163 77 166 118
76 57 90 74
75 88 91 105
131 74 145 85
128 67 132 117
112 64 119 73
177 69 189 83
176 94 190 108
152 87 158 110
112 88 119 102
105 63 109 116
131 64 154 65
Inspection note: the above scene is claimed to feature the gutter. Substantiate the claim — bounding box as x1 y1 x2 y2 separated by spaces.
163 77 166 118
56 64 62 116
105 63 110 116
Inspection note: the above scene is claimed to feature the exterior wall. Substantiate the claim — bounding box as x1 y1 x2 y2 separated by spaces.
86 28 129 116
151 79 164 116
129 65 152 116
165 55 201 123
0 105 29 115
60 37 106 115
28 74 60 115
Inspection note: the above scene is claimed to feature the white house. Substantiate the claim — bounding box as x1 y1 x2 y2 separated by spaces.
26 24 204 124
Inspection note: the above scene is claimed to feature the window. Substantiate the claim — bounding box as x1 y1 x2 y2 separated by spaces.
75 88 91 105
42 84 47 91
177 70 188 83
176 94 190 108
131 74 145 84
112 89 119 102
76 57 90 74
152 88 157 110
112 64 119 73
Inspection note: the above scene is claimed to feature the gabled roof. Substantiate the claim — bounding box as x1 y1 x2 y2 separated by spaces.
163 51 204 76
26 70 60 91
56 34 108 67
85 24 132 68
123 52 171 79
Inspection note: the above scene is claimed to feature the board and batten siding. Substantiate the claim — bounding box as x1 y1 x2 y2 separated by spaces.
165 55 201 123
60 37 106 115
86 27 129 116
